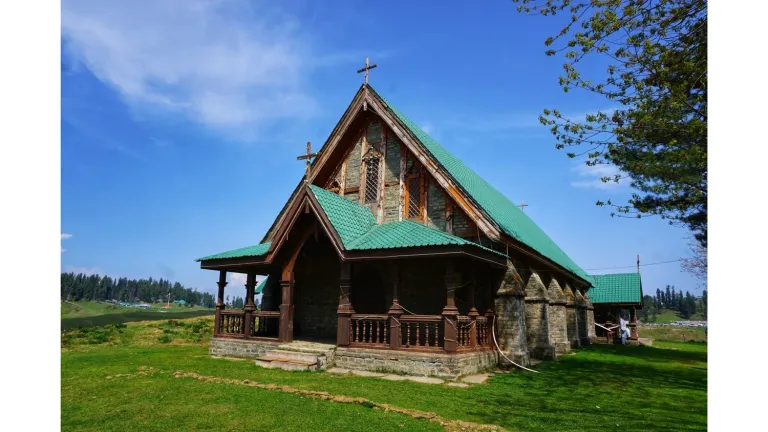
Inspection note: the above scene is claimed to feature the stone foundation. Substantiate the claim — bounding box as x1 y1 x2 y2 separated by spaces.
209 337 281 359
334 347 498 380
546 279 570 355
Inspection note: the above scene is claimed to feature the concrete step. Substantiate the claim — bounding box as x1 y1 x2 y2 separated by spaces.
277 342 335 355
254 357 318 371
262 349 323 364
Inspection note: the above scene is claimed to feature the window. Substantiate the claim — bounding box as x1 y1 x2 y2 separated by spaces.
364 157 380 204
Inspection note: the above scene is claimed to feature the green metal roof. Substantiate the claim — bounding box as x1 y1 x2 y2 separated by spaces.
255 276 268 295
588 273 643 304
195 242 271 262
372 86 590 284
308 184 377 246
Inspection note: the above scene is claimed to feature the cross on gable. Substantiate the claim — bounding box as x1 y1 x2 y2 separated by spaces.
356 57 378 85
518 201 528 212
296 141 319 182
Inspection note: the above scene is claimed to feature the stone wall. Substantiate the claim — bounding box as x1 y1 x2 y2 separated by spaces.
344 137 362 190
493 261 530 366
293 236 340 340
426 181 447 231
524 271 555 359
576 289 590 346
585 292 597 340
209 337 280 359
546 278 570 354
383 130 401 223
563 284 581 349
334 347 498 379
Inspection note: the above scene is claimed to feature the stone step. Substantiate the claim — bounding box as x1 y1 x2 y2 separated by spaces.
277 342 335 355
262 349 323 364
254 357 319 372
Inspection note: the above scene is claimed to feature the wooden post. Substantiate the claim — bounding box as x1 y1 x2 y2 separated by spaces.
467 270 479 348
387 264 404 349
243 272 256 338
215 271 227 336
442 263 460 353
279 270 294 342
630 306 638 341
337 263 354 346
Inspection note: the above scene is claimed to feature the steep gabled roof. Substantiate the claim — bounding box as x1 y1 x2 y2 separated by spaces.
370 86 590 283
588 273 643 304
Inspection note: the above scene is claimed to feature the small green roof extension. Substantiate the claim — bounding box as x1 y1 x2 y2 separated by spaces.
588 273 643 304
195 242 271 262
308 185 377 246
255 276 268 295
371 86 590 284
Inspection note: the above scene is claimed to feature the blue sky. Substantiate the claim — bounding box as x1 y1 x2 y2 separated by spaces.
60 0 702 299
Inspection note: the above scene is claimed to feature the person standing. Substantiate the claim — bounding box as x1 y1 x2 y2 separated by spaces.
619 311 630 345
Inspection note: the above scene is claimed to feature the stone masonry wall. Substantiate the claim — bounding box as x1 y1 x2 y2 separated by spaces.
546 278 570 354
576 289 590 346
383 131 401 223
563 284 581 349
334 347 498 379
524 271 555 360
426 181 447 231
209 337 280 359
344 137 362 190
493 261 530 366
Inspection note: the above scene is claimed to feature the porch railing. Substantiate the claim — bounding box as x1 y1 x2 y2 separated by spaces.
400 315 442 350
216 309 280 340
250 311 281 338
457 315 490 350
350 314 389 347
218 310 246 337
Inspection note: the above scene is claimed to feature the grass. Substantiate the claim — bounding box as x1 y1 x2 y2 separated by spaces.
642 309 706 324
639 326 707 342
61 301 214 330
61 316 707 431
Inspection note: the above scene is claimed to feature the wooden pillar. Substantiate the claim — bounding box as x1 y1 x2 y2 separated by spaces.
214 271 227 335
630 306 638 340
387 264 404 349
467 269 479 348
279 270 294 342
336 263 354 346
442 263 460 353
243 272 256 338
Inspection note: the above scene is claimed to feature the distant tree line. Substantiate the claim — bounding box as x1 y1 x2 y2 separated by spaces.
60 272 216 308
641 285 707 321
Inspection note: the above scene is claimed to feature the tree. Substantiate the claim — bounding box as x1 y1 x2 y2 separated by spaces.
681 237 707 287
512 0 707 246
665 285 672 308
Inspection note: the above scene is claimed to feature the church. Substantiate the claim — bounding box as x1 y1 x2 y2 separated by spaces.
196 73 599 378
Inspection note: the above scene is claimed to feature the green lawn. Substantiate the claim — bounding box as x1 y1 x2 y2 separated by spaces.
61 301 214 330
642 309 706 324
639 326 707 342
62 317 707 431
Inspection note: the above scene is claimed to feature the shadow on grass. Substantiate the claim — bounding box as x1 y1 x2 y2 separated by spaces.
62 310 214 330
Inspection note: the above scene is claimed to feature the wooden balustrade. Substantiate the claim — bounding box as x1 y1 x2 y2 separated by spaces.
249 311 281 339
400 315 442 351
218 310 245 337
456 316 490 349
350 314 389 347
216 310 280 340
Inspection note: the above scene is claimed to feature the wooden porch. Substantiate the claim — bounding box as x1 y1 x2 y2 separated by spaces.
211 260 497 355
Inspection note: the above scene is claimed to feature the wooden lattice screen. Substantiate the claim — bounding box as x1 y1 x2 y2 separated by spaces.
364 158 380 204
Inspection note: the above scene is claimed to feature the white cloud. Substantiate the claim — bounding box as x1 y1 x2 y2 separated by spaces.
64 265 102 276
61 0 351 139
229 273 248 286
61 233 73 239
570 162 630 190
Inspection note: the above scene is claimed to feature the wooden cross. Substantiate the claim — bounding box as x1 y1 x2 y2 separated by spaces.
356 57 378 85
296 141 319 182
518 201 528 212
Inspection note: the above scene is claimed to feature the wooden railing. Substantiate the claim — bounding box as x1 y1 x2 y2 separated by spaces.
250 311 281 339
216 310 280 340
400 315 442 351
218 310 246 337
350 314 389 347
456 315 490 350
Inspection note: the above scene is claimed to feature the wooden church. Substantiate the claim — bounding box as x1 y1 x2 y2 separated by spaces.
197 69 597 378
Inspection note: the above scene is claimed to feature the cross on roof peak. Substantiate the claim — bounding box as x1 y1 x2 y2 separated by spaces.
518 201 529 212
296 141 319 183
356 57 378 86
